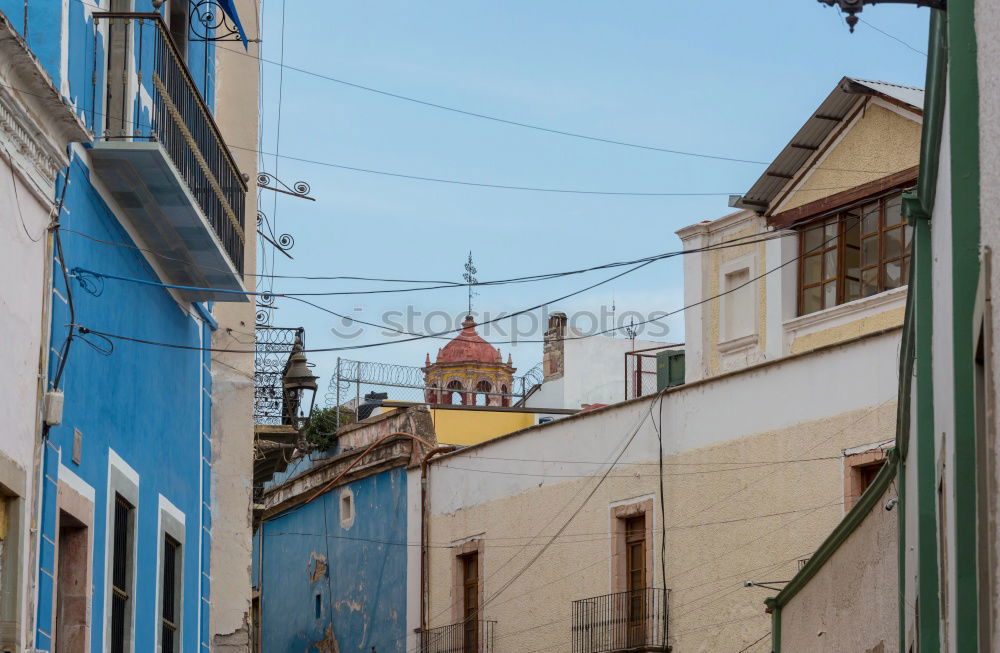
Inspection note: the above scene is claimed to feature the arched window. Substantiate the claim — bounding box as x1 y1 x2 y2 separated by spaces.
476 381 491 407
500 384 510 407
446 380 464 406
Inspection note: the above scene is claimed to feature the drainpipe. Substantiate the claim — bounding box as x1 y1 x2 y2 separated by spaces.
420 445 456 635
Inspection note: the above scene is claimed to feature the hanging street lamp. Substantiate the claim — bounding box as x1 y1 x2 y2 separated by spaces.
282 340 318 433
817 0 946 32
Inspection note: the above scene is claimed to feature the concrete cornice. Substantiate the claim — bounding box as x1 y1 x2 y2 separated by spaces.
676 209 758 241
0 10 90 197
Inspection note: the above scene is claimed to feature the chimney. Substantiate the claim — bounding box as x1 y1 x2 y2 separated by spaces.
542 312 567 381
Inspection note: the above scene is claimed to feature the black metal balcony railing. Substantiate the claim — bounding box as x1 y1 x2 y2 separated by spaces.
95 13 247 274
254 326 304 425
420 620 496 653
572 588 669 653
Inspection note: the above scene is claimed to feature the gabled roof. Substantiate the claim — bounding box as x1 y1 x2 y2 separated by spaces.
734 77 924 215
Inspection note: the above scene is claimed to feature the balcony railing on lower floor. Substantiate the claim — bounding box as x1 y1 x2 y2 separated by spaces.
420 620 496 653
572 588 669 653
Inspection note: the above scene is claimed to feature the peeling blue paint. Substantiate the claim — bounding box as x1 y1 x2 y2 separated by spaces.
260 467 408 652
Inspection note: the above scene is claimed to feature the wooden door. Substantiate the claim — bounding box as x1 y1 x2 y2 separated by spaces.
625 515 647 647
462 553 479 653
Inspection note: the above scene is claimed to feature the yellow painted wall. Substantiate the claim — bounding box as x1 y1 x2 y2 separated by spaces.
780 102 921 212
431 409 536 447
789 306 905 354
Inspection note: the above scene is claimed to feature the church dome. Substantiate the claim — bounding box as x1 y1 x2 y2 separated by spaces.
434 316 502 364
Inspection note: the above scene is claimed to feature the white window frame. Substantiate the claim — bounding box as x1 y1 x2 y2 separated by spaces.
155 494 186 653
718 255 758 351
104 449 139 653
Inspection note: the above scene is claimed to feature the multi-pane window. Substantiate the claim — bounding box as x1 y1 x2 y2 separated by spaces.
110 495 135 653
161 536 181 653
798 191 912 316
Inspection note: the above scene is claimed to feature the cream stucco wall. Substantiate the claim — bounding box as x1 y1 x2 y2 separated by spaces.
778 100 921 213
420 330 899 652
207 2 261 649
780 481 898 653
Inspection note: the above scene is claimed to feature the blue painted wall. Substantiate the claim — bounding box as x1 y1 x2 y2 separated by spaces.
0 0 218 135
41 156 212 652
9 2 227 651
260 467 409 653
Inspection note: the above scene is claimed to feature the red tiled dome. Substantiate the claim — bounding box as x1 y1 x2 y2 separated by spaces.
435 316 502 364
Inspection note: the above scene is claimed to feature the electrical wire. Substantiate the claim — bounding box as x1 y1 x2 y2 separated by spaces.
0 74 901 198
858 18 928 57
737 632 771 653
47 160 75 401
68 208 850 354
1 143 42 242
405 398 888 646
214 41 769 165
58 222 788 290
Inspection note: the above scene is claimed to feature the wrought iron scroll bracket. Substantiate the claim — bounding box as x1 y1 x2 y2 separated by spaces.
257 172 316 201
189 0 262 42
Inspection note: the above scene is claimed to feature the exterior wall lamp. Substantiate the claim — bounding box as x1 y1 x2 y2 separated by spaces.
818 0 946 32
282 340 319 432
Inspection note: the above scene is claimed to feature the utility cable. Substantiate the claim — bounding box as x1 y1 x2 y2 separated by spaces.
70 206 849 354
737 632 771 653
1 143 42 242
0 72 902 197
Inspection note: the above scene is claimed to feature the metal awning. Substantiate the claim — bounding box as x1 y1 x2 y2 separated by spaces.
734 77 924 215
90 141 247 303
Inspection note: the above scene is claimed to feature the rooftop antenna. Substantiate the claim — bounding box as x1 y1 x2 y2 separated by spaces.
611 293 616 339
462 251 478 317
624 316 638 346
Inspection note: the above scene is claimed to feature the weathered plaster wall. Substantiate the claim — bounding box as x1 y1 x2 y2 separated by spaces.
209 0 261 648
780 482 898 653
780 101 921 213
260 467 408 653
421 330 899 651
977 1 1000 649
0 127 51 653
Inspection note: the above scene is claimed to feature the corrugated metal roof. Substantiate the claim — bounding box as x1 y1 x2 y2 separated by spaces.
735 77 924 214
850 78 925 111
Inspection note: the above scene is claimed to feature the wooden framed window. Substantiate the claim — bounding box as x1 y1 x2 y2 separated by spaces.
161 535 180 653
110 494 134 653
843 448 889 510
798 190 912 316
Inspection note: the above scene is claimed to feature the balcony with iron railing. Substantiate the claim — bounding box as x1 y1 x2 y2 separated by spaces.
419 620 496 653
90 12 247 301
572 588 669 653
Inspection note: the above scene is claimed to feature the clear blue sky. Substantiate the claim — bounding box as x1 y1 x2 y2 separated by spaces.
250 0 929 395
